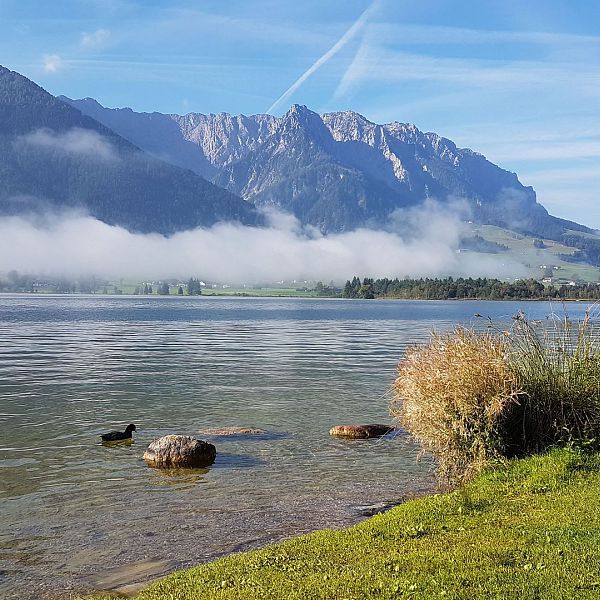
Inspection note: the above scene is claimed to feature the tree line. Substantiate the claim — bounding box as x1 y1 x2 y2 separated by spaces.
342 276 600 300
561 235 600 267
0 271 205 296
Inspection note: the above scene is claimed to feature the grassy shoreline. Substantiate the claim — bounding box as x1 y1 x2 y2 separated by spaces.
84 447 600 599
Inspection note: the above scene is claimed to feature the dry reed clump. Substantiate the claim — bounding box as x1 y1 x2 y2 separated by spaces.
391 327 521 484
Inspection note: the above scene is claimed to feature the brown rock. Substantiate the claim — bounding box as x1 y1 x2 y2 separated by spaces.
143 435 216 468
329 424 396 439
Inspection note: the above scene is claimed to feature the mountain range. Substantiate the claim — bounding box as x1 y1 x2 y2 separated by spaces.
0 64 595 251
64 96 590 240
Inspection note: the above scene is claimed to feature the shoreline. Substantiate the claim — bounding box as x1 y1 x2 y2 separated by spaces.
78 447 600 600
73 486 436 599
1 291 600 302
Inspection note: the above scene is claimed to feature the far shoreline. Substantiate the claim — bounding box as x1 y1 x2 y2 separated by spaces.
1 291 600 303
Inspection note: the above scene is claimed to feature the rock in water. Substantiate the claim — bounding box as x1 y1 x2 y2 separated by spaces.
329 424 396 439
143 435 216 468
197 426 264 436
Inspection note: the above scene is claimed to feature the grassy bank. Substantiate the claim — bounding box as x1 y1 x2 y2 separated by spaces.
87 447 600 599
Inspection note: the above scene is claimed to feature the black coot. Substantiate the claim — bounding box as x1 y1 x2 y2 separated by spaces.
101 423 136 442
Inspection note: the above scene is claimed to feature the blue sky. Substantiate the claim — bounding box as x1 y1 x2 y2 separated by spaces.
1 0 599 228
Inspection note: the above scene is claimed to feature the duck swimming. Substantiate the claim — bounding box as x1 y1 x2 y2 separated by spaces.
101 423 136 442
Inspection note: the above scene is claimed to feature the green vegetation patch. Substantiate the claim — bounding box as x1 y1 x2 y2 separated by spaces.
86 448 600 599
200 287 319 297
473 225 600 282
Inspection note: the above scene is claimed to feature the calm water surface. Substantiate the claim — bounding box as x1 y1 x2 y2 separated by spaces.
0 295 594 599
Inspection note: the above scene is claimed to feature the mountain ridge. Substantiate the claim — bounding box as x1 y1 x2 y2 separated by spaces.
0 65 260 234
65 97 592 238
0 64 593 244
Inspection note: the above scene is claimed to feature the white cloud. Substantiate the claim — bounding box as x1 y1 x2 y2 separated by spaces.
80 29 111 50
156 8 333 50
335 43 600 99
42 54 63 73
0 205 525 282
520 166 600 184
18 128 117 161
368 23 600 49
481 140 600 163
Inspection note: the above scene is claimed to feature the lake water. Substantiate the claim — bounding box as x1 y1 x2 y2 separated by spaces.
0 295 595 599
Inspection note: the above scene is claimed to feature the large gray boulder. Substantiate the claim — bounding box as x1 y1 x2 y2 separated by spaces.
143 435 216 468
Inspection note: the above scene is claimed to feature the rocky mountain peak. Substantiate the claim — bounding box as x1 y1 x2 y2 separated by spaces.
322 110 377 142
282 104 326 130
64 94 589 238
276 104 333 151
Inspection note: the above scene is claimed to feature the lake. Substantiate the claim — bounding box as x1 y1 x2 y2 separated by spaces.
0 295 594 599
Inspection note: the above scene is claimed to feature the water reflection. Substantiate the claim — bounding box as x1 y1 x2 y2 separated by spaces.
210 453 269 469
148 466 211 488
100 438 135 448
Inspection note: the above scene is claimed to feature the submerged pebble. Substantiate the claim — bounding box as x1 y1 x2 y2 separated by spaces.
197 426 265 436
329 424 396 439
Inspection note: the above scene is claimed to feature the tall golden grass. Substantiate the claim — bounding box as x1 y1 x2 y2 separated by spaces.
391 327 520 483
391 309 600 484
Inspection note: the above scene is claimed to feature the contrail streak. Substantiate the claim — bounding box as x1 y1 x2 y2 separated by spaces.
266 1 379 114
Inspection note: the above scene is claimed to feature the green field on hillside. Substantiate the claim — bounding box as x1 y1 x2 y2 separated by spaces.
471 224 600 282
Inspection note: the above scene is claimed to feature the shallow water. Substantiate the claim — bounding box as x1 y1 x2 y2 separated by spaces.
0 295 594 599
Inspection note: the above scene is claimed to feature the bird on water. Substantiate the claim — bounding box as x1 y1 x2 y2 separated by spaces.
100 423 137 442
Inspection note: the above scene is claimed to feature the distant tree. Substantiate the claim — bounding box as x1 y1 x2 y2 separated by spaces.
187 277 202 295
148 284 153 294
343 276 362 298
158 282 170 295
359 277 375 299
561 235 600 267
7 270 20 288
78 276 99 294
461 235 508 254
55 278 75 294
178 286 184 295
343 280 352 298
1 270 37 292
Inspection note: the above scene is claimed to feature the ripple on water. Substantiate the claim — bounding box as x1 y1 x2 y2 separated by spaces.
0 295 595 599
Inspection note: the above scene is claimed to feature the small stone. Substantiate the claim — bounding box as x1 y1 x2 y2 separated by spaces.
143 435 216 468
329 424 396 439
356 499 403 517
197 426 264 436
